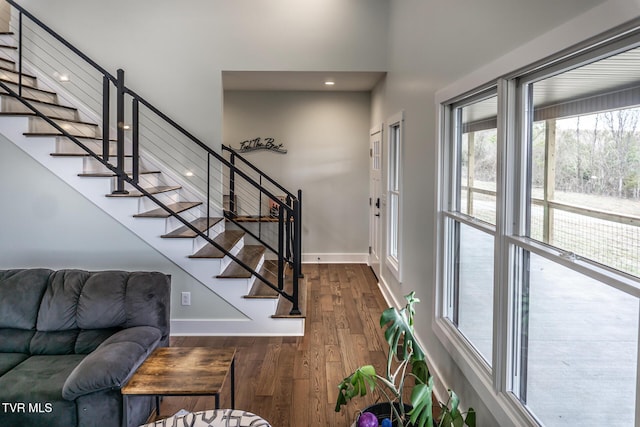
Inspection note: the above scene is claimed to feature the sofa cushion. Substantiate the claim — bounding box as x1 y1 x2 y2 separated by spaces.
0 353 29 376
0 355 84 427
0 329 35 353
75 328 121 354
30 330 80 355
77 271 128 329
125 272 171 345
0 269 50 330
36 270 88 331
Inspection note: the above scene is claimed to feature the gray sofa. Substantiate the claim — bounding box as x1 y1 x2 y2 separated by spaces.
0 268 171 427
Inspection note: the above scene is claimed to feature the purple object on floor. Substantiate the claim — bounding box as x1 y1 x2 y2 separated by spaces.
358 411 379 427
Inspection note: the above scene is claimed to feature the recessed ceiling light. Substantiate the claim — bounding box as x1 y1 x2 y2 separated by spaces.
324 80 335 86
184 171 194 177
59 74 70 82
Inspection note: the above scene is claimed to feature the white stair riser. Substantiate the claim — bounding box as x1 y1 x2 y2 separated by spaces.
137 191 181 213
0 83 58 103
114 174 164 192
0 34 16 47
165 215 225 237
191 232 244 258
29 116 98 138
55 137 131 155
0 69 37 86
164 211 201 233
82 156 134 174
0 95 78 121
0 57 14 70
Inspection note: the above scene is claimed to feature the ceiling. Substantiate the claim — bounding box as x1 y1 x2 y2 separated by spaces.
463 45 640 125
222 71 386 92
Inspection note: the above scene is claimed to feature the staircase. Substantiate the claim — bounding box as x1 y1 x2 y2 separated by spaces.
0 3 305 335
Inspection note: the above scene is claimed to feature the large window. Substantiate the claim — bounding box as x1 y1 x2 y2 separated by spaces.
443 93 498 366
387 112 404 281
439 29 640 426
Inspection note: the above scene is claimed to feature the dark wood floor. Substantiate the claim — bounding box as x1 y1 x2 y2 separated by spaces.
160 263 391 426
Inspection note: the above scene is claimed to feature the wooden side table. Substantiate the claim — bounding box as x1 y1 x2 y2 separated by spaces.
121 347 236 427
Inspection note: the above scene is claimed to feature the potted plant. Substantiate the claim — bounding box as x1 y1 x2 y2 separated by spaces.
335 292 476 427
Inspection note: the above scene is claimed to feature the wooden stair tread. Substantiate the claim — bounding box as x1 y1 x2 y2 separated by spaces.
227 214 280 223
0 81 57 96
52 152 132 158
0 94 77 111
0 64 36 78
24 133 117 142
245 260 280 298
272 271 306 318
161 217 222 238
78 170 160 178
189 230 245 259
134 201 202 218
20 116 97 126
106 185 181 198
217 245 266 278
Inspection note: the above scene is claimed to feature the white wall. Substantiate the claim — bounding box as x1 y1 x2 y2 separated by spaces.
0 134 245 321
224 90 371 260
374 0 639 426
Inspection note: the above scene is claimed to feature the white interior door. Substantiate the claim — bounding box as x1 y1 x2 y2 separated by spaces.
369 125 383 278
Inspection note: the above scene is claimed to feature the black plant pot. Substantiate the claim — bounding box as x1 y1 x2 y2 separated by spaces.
357 402 415 427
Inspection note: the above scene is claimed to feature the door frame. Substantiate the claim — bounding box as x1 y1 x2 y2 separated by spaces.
369 124 383 279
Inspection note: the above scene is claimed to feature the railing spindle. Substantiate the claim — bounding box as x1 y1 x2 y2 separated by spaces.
229 152 236 216
278 204 285 291
17 11 22 97
102 75 110 161
207 153 211 236
132 98 139 185
113 69 127 194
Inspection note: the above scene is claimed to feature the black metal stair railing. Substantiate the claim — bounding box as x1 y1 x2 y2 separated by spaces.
3 0 302 315
221 144 302 279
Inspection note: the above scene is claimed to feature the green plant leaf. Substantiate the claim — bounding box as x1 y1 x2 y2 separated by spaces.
380 292 425 365
440 390 475 427
465 409 476 427
408 377 434 427
335 365 377 412
448 390 460 416
412 359 430 384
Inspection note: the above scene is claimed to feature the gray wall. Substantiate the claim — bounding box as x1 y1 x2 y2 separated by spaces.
224 90 371 259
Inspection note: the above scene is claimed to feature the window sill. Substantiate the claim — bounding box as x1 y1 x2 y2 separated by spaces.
432 317 540 427
385 255 401 283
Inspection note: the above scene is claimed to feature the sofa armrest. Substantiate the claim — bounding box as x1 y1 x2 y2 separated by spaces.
62 326 162 400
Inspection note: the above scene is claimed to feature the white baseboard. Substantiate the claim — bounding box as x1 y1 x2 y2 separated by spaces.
302 253 368 264
170 318 305 336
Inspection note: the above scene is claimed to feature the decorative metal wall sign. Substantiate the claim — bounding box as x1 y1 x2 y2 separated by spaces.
237 137 287 154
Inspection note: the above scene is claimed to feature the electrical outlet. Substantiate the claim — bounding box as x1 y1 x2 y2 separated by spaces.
181 292 191 306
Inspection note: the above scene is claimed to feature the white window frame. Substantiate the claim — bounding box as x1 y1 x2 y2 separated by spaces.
386 111 404 282
434 23 640 427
